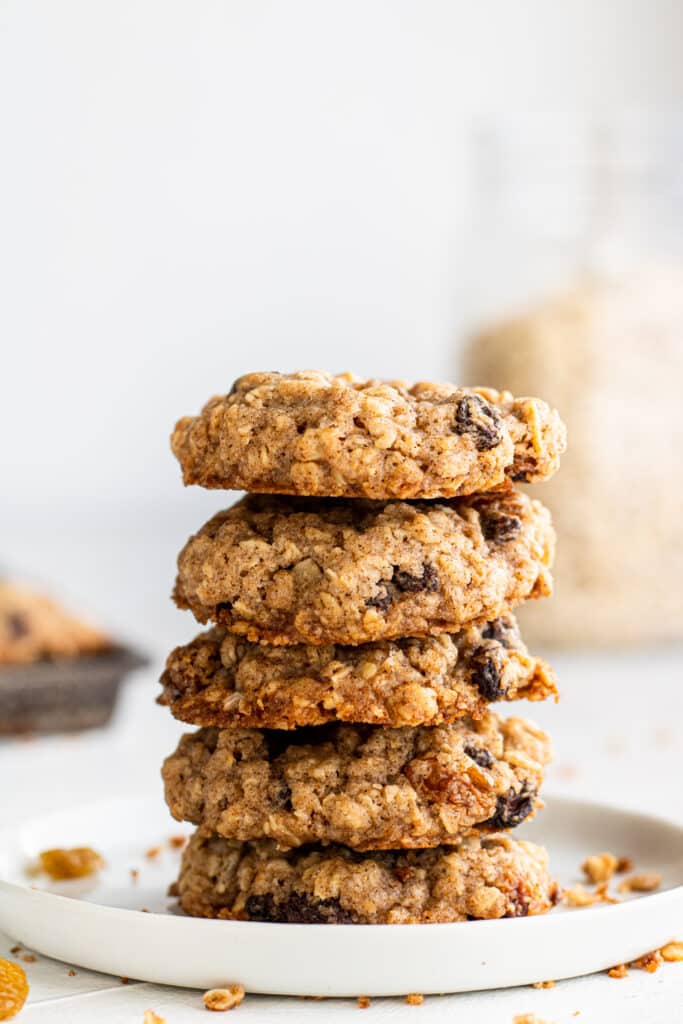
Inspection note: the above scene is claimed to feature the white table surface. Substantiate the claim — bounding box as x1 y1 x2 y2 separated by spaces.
2 511 683 1022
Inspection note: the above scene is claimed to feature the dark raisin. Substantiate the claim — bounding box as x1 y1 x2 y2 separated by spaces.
245 893 355 924
453 394 503 451
464 744 494 769
366 588 392 612
392 563 439 593
6 612 29 639
484 784 536 829
470 647 505 701
480 618 512 648
481 513 522 543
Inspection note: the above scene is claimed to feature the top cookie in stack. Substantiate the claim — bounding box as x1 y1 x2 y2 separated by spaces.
162 371 565 925
171 370 566 499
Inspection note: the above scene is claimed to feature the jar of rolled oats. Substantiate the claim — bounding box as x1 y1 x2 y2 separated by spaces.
460 115 683 648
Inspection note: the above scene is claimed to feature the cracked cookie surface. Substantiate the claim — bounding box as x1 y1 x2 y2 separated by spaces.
171 371 566 499
173 489 554 646
174 830 558 923
162 713 550 850
159 614 557 729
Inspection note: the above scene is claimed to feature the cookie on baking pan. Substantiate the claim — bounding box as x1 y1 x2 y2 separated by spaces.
159 614 557 730
172 488 554 646
171 371 566 499
162 713 550 851
173 830 558 924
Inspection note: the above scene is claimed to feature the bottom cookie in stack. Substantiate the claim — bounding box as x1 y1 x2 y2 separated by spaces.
172 831 559 924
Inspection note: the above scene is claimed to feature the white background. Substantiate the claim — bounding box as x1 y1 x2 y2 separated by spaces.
3 0 683 513
2 3 683 1020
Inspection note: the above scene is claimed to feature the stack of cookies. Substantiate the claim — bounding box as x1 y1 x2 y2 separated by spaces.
160 371 566 925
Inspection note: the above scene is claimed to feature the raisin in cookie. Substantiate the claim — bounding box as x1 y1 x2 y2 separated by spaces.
173 830 558 923
173 489 554 646
171 371 566 499
0 581 111 665
159 614 557 729
162 713 550 850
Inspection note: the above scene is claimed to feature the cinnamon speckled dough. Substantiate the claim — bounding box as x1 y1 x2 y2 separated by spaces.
162 714 550 850
158 614 557 729
0 581 111 665
173 489 554 646
174 830 558 923
171 371 566 499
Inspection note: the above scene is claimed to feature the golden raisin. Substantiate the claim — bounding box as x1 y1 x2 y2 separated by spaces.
0 958 29 1020
37 847 105 880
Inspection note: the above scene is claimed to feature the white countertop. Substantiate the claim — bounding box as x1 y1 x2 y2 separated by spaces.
2 513 682 1022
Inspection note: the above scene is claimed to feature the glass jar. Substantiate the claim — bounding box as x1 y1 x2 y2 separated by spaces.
458 114 683 649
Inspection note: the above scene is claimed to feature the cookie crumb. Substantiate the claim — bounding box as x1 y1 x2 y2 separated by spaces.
608 964 628 979
581 852 618 884
21 954 37 963
357 996 371 1009
143 1013 166 1024
145 846 162 860
563 882 617 907
660 941 683 962
532 980 555 989
9 945 21 955
616 856 633 873
632 951 662 973
513 1015 550 1024
120 976 130 985
617 873 662 894
203 985 246 1011
168 835 187 850
405 993 424 1006
68 969 76 976
130 868 139 883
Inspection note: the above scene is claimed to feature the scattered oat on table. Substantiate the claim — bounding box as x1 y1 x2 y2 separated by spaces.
632 951 663 973
405 993 424 1005
513 1014 551 1024
145 846 162 860
357 996 371 1009
532 980 555 989
607 963 628 979
143 1012 166 1024
660 941 683 962
203 985 246 1011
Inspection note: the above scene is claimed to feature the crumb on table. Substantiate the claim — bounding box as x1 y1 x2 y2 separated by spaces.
203 985 246 1011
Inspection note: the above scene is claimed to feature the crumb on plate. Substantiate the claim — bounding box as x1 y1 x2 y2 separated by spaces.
581 852 618 884
617 873 662 894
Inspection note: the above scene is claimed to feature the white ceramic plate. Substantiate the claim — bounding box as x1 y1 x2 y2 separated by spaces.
0 795 681 996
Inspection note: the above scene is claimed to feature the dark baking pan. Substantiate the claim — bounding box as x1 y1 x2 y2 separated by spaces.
0 646 148 735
